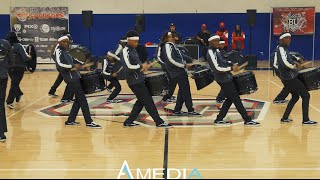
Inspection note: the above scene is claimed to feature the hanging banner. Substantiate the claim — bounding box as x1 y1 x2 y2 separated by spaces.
273 7 315 36
10 7 69 63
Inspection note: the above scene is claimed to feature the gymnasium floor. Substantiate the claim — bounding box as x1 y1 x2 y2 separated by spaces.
1 65 320 179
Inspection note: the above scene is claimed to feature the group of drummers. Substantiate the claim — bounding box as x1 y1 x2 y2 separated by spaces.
0 29 318 142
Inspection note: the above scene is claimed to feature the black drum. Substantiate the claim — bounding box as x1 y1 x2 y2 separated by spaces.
81 71 106 94
297 67 320 91
145 72 169 96
289 51 304 62
227 50 246 65
233 71 258 95
25 44 37 73
191 68 214 90
69 45 90 63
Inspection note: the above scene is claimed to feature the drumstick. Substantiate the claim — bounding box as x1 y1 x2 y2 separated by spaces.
115 66 123 74
71 62 94 71
238 61 248 70
141 59 159 72
301 61 312 67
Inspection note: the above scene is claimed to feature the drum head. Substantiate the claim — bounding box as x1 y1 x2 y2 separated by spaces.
69 45 90 63
25 44 37 73
145 72 166 77
299 67 317 73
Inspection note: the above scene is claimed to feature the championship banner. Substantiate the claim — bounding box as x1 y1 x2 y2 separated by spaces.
10 7 69 63
273 7 315 36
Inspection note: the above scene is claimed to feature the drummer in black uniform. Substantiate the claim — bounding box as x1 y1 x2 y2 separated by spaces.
215 39 229 104
0 38 13 141
53 35 102 128
5 31 31 109
102 50 122 103
207 34 260 126
162 32 201 116
120 30 172 128
273 32 317 125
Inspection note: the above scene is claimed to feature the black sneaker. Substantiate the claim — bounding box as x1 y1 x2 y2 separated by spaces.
214 120 231 126
106 99 123 103
0 135 6 142
123 122 140 127
273 100 289 104
16 95 22 102
49 93 58 98
6 103 14 109
156 122 173 128
170 96 176 100
244 120 260 126
162 99 175 103
188 111 202 116
65 121 81 126
302 120 318 126
216 100 224 104
86 122 102 129
172 111 188 116
281 118 293 123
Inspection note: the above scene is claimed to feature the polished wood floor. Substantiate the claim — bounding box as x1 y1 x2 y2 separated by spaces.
1 69 320 179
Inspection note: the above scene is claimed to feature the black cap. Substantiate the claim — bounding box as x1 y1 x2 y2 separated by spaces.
126 30 139 38
170 23 175 27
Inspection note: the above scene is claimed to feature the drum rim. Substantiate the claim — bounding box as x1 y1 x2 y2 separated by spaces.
299 67 317 73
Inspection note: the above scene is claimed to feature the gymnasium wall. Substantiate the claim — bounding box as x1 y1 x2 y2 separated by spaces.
0 0 319 60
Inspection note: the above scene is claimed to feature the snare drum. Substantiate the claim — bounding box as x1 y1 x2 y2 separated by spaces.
81 71 106 94
69 45 91 63
297 67 320 91
191 68 214 90
145 72 169 96
233 71 258 95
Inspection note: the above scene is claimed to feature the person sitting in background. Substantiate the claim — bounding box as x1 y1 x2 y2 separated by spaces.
196 24 211 60
231 25 245 51
169 23 182 44
216 22 228 51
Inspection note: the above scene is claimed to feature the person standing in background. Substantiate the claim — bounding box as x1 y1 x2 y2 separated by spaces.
216 22 228 51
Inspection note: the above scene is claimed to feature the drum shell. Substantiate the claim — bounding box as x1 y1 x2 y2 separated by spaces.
233 71 258 95
192 69 214 90
297 68 320 91
69 45 91 63
81 71 106 94
145 72 169 96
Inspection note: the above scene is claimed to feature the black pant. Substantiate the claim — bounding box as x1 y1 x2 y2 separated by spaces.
49 73 63 94
66 79 93 124
282 78 310 122
216 81 252 122
7 67 25 104
106 81 114 89
162 69 178 101
107 78 121 100
49 73 74 100
174 72 194 112
61 85 75 100
0 78 8 135
216 89 226 101
274 80 290 101
126 82 164 125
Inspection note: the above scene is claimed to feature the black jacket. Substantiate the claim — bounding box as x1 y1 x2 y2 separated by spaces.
207 47 233 83
161 42 188 78
0 39 12 79
53 44 81 83
11 43 30 68
102 57 116 80
120 45 144 86
275 45 298 81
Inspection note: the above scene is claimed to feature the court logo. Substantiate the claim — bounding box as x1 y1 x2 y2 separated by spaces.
117 160 202 179
40 24 50 33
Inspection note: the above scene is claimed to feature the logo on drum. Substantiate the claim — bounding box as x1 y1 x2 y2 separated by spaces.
40 24 50 33
37 94 269 127
13 24 21 31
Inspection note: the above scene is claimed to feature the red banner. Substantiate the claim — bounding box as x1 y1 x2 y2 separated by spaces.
273 7 315 35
